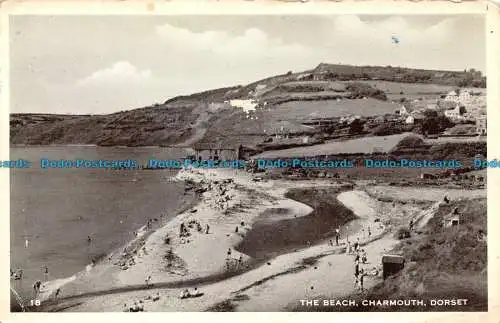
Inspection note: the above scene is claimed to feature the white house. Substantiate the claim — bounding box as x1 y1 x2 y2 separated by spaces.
229 99 259 114
399 105 410 116
459 90 471 103
445 91 459 102
477 116 487 135
444 105 463 119
405 115 415 124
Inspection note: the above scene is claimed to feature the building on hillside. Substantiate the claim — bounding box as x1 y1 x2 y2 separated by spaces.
459 90 472 103
411 113 425 124
382 255 405 280
297 73 312 81
405 115 415 124
399 105 411 116
445 90 459 102
229 99 258 112
444 105 463 120
420 173 437 180
477 116 487 135
192 144 244 161
442 208 461 228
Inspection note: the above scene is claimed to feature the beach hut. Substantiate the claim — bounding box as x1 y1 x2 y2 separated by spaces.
382 254 405 280
420 173 437 180
442 209 461 228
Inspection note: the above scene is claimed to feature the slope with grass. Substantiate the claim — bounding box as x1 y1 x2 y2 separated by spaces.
11 63 485 147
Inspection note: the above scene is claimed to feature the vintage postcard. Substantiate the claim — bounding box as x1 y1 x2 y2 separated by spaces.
1 0 499 321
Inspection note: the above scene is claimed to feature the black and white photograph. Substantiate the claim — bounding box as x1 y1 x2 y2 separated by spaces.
7 11 490 313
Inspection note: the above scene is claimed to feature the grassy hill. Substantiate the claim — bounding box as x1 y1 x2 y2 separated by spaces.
294 198 487 312
10 63 485 147
359 198 487 311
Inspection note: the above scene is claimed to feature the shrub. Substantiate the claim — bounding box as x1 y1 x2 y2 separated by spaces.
394 227 411 240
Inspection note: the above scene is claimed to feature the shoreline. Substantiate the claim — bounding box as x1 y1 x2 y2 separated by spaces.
33 167 348 309
33 186 200 303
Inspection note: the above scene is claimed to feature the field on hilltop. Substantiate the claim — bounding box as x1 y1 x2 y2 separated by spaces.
254 133 411 158
272 98 399 120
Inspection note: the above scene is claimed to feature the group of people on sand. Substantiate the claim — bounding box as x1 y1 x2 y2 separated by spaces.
225 248 244 271
180 287 202 299
351 239 367 291
124 292 161 312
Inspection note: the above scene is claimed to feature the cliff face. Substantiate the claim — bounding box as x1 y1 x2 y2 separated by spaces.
10 64 485 147
10 105 200 147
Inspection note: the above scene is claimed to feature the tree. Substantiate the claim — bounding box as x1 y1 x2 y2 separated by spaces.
349 119 364 134
421 115 453 135
423 110 438 118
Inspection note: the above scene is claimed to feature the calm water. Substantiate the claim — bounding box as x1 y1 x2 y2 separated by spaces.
10 146 191 300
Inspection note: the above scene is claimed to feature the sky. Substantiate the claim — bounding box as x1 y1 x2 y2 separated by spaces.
9 15 485 114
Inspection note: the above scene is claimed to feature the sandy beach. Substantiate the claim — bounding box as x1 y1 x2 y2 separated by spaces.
35 167 460 312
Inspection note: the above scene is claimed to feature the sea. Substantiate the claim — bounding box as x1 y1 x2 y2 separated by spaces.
10 146 191 302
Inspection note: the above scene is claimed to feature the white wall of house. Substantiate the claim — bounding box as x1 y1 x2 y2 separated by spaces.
229 99 258 113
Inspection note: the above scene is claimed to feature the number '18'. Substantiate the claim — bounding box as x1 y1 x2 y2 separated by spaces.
30 299 41 306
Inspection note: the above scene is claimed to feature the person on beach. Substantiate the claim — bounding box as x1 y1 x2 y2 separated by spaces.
346 241 351 254
180 289 191 299
87 236 92 244
335 228 340 246
354 260 360 279
235 226 239 233
368 226 371 237
227 248 232 258
192 287 200 297
55 288 61 300
206 224 210 234
354 251 360 263
359 269 365 291
33 280 41 297
354 238 360 252
43 266 49 281
145 275 152 288
361 249 367 264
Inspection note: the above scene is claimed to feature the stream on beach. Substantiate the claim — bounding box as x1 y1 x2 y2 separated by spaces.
10 146 193 302
236 187 361 260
